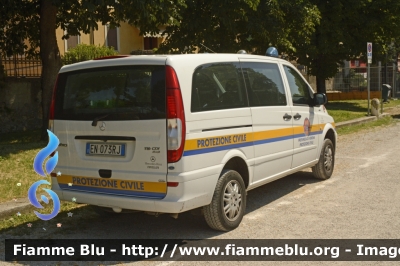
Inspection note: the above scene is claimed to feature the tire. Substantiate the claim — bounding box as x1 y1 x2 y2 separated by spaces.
203 170 246 231
312 138 335 180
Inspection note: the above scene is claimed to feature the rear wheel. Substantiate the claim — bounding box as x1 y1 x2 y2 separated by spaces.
312 138 335 180
203 170 246 231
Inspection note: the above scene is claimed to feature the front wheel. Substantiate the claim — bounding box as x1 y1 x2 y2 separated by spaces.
312 138 335 180
203 170 246 231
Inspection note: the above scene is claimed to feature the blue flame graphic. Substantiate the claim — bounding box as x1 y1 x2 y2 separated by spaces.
33 130 59 176
28 180 60 221
29 130 61 220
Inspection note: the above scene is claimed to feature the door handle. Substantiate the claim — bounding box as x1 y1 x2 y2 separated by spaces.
293 113 302 120
283 113 292 121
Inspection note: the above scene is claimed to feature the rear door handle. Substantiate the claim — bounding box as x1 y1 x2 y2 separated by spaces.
283 113 292 121
293 113 302 120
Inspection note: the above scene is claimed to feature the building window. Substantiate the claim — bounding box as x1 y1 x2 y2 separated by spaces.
105 25 119 51
65 34 80 52
144 37 158 50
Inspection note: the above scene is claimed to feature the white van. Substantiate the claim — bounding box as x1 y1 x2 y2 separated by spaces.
49 52 336 231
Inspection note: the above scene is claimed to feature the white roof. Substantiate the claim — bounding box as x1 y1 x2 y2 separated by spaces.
59 53 285 73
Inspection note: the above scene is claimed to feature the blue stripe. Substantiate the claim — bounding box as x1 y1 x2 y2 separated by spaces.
59 184 165 199
253 134 294 146
184 130 324 157
293 131 322 138
310 131 322 136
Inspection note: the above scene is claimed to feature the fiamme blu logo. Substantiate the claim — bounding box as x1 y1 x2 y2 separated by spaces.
28 130 60 220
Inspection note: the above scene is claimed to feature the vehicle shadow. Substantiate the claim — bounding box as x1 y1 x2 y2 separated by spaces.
245 171 320 214
0 171 324 264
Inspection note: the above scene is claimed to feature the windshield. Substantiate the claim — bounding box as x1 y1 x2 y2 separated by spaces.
54 65 166 121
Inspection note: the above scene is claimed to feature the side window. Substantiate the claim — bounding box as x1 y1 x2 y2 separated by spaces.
191 62 247 112
241 62 286 106
283 65 313 105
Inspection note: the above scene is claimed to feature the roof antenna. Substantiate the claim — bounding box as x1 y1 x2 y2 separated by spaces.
199 43 216 53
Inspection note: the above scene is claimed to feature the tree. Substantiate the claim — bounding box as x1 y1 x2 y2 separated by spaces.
0 0 184 139
158 0 320 55
290 0 400 93
159 0 400 94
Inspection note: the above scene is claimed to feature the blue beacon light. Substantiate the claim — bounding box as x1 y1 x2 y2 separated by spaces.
265 47 279 57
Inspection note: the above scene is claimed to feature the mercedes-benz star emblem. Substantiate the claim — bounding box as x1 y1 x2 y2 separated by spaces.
99 122 106 131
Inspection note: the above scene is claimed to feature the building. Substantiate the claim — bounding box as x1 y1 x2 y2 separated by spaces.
57 22 164 55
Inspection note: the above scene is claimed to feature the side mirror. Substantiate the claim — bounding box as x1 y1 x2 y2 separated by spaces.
313 93 327 106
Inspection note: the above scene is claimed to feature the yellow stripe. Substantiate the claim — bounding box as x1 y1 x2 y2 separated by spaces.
57 175 166 193
184 123 334 152
185 132 254 151
293 124 324 135
253 127 293 141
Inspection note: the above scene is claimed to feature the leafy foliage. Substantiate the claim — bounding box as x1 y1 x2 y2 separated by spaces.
158 0 320 54
290 0 400 92
0 0 185 139
0 0 40 57
62 44 118 65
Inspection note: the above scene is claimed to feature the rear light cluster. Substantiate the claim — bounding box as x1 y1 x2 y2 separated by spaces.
166 66 186 163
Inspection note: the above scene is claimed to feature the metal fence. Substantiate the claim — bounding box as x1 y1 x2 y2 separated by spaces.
2 56 400 97
2 50 156 78
332 65 399 96
2 55 42 78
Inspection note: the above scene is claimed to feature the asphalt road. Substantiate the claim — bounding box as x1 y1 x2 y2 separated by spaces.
1 121 400 266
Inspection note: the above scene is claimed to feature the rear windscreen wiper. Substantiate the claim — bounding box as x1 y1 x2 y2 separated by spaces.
91 114 109 126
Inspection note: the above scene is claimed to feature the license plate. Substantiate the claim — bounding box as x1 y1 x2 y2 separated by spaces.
86 143 125 156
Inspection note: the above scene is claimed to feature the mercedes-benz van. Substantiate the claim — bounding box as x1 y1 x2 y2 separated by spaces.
49 53 336 231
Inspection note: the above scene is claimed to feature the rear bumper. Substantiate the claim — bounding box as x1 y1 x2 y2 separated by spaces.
51 173 218 213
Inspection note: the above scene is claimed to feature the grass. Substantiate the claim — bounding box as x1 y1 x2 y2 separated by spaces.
0 202 93 233
0 130 46 202
0 130 91 233
336 116 397 135
327 99 400 123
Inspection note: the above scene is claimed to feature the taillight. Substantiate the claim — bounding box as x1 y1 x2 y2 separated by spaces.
167 182 179 187
48 75 59 131
166 66 185 163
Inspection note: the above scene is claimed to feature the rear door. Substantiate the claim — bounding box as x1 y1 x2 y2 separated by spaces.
53 63 168 199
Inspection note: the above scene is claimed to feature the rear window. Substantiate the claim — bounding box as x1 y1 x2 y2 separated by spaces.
54 65 166 121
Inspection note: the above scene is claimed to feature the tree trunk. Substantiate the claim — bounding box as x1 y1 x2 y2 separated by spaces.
39 0 62 140
316 75 326 94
